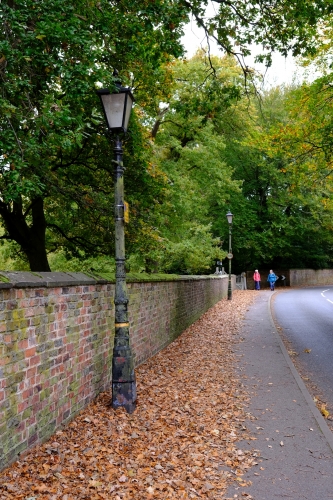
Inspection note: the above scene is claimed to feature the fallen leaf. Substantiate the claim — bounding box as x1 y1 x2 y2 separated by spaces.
88 480 103 488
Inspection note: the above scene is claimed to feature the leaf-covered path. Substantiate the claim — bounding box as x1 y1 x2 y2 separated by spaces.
0 290 258 499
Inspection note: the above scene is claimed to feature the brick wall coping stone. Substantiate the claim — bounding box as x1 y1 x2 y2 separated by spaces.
0 271 228 288
0 271 97 288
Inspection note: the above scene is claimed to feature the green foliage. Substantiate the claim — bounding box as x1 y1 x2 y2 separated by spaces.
161 224 223 275
222 82 333 272
1 0 333 273
48 251 115 274
143 53 245 273
0 0 186 270
0 239 30 271
187 0 333 72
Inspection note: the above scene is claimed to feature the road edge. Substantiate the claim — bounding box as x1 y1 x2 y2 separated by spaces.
268 292 333 453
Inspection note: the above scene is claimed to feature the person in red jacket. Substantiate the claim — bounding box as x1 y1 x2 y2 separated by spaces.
253 269 261 290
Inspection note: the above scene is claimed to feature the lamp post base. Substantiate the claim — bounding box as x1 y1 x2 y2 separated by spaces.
112 381 137 414
112 340 136 413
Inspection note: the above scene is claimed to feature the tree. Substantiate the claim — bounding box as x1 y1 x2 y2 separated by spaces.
265 81 333 268
0 0 186 270
221 82 333 272
143 53 243 274
184 0 333 74
1 0 332 271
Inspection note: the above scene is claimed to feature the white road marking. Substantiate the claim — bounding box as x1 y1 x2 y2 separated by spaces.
321 289 333 304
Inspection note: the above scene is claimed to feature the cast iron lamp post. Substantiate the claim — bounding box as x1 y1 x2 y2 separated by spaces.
97 77 136 413
226 210 233 300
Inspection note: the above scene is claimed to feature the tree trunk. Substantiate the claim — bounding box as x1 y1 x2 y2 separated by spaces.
0 196 51 272
24 240 51 272
26 197 51 271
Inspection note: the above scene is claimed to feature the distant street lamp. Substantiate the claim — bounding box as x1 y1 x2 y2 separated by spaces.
226 210 233 300
96 75 136 413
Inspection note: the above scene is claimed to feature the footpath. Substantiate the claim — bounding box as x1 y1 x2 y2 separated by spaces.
226 291 333 499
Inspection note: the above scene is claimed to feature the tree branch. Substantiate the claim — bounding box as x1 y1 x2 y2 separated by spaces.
47 223 100 251
151 106 170 138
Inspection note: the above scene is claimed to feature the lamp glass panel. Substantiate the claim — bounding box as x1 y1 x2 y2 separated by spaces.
123 93 133 131
226 212 233 224
101 92 126 130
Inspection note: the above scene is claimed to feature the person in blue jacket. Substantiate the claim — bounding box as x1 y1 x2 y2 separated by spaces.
267 269 278 291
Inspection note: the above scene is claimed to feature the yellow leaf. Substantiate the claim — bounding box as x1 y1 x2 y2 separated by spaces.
88 480 103 488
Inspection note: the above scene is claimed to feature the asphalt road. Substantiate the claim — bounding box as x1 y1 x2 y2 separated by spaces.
273 286 333 411
226 291 333 500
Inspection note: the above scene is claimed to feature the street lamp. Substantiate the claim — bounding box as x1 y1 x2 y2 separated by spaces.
226 210 233 300
96 75 136 413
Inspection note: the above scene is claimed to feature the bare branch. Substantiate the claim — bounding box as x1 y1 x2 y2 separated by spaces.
151 106 170 138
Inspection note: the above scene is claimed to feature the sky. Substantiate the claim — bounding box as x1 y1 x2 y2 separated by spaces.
181 4 309 88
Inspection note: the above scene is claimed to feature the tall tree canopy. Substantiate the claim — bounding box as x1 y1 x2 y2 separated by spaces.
0 0 186 270
144 53 244 274
1 0 332 271
219 81 333 273
186 0 333 71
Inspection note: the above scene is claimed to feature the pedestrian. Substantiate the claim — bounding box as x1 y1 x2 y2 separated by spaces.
267 269 277 291
253 269 261 290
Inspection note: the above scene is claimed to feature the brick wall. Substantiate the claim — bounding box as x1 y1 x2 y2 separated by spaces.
0 272 232 470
